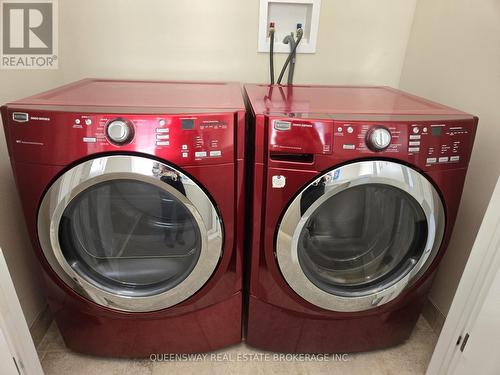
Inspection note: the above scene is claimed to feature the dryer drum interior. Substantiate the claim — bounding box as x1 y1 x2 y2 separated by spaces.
58 179 202 296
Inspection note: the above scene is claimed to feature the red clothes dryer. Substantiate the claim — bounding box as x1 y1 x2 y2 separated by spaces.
244 84 477 353
1 79 246 357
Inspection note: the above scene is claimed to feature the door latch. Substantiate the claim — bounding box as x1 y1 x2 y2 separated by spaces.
458 333 470 352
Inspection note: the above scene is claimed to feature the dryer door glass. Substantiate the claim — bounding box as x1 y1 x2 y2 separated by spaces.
297 183 428 295
58 179 201 297
38 155 223 312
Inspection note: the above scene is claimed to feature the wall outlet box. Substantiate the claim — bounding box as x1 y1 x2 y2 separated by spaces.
258 0 321 54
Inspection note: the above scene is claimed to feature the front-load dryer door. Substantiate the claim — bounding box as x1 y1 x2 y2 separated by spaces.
38 155 223 312
276 160 445 312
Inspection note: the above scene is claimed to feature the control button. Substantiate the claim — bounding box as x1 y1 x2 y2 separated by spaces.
409 147 420 153
106 119 134 145
156 128 169 133
83 137 96 143
367 127 392 151
347 126 354 134
450 156 460 162
156 141 170 146
409 141 421 146
343 144 355 150
85 119 92 126
409 135 421 140
156 134 169 140
210 150 222 157
426 157 437 164
158 119 166 126
195 151 207 158
412 127 420 134
182 144 188 150
75 119 81 125
439 156 449 163
423 127 428 133
182 152 188 158
337 127 343 133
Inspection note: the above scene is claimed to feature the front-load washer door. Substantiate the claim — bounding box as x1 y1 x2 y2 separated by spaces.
38 155 223 312
276 160 445 312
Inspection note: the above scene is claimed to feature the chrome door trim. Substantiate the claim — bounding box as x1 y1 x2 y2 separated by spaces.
276 160 445 312
38 155 223 312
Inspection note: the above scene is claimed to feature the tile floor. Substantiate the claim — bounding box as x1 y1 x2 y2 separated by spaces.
37 316 437 375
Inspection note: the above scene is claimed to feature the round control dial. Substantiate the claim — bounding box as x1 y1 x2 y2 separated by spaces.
367 127 392 151
106 119 134 145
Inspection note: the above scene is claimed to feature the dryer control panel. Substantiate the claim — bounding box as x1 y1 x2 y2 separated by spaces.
4 109 236 166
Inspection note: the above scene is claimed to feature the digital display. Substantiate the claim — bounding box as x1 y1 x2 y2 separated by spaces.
431 126 443 136
181 119 195 130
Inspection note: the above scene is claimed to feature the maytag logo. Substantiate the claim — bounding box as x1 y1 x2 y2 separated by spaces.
274 120 292 131
12 111 28 122
1 0 58 69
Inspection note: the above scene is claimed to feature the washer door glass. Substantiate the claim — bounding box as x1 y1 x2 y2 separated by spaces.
59 179 201 297
297 183 428 296
276 160 445 312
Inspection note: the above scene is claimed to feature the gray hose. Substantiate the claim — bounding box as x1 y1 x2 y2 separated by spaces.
277 28 303 85
270 29 275 84
283 33 296 85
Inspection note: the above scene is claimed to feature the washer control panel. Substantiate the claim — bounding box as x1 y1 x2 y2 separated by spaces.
334 120 475 169
334 122 404 154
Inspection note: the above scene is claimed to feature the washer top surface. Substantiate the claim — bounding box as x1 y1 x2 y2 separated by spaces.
8 79 245 111
244 84 471 117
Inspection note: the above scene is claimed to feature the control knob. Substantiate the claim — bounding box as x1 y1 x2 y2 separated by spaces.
106 119 134 145
366 126 392 151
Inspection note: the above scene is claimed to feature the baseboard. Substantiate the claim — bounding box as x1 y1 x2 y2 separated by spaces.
422 297 446 336
29 305 52 348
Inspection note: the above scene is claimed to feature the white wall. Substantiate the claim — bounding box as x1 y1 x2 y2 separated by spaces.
0 0 418 325
53 0 417 85
400 0 500 316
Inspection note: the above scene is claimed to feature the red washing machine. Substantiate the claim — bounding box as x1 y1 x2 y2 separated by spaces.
1 79 246 357
244 84 477 353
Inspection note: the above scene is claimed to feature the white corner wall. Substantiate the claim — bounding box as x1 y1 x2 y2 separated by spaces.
0 0 417 326
399 0 500 316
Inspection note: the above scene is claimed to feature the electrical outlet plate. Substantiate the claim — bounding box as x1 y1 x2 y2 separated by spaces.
258 0 321 54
